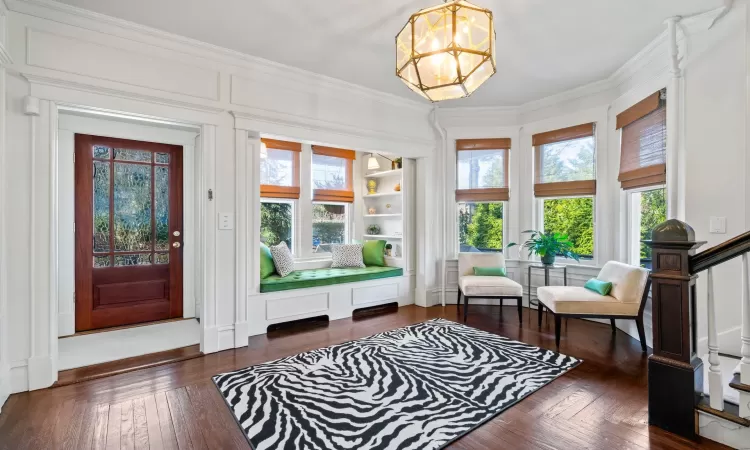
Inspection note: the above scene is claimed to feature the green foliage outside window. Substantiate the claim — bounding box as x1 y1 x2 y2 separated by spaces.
261 202 293 248
640 188 667 261
543 198 594 257
458 202 503 252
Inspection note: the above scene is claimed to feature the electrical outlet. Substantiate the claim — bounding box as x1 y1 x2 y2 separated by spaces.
218 213 234 230
709 216 726 234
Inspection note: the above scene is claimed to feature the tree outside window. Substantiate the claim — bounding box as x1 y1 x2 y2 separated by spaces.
458 202 503 252
260 201 293 250
312 203 346 253
639 188 666 268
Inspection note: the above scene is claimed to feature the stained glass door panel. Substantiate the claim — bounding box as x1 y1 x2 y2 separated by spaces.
75 134 183 332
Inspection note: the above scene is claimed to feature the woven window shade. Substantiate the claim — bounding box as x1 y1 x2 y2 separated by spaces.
455 138 510 202
618 102 666 190
533 124 596 198
260 138 301 199
311 145 355 203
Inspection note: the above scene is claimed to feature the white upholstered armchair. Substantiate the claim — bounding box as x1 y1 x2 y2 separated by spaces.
536 261 651 352
457 253 524 324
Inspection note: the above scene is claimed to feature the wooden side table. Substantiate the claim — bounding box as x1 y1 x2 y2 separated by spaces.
527 264 568 326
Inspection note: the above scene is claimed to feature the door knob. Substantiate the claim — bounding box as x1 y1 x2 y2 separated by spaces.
173 242 181 248
173 231 181 237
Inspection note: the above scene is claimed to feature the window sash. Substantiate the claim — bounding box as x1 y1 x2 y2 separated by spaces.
457 201 506 254
311 146 355 203
260 199 295 253
260 138 301 199
532 124 596 197
312 202 349 254
455 138 510 202
540 196 595 260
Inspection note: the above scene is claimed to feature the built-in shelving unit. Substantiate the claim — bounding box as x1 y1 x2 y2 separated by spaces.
359 158 405 266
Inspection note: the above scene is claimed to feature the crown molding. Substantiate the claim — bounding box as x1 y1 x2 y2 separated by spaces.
436 4 733 125
6 0 432 113
22 73 226 114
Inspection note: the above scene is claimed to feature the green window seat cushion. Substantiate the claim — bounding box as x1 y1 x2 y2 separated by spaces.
260 266 403 293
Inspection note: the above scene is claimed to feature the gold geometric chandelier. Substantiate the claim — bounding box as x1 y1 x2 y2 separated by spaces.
396 0 496 102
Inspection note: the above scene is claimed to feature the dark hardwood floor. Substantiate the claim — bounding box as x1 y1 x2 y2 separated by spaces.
0 305 730 449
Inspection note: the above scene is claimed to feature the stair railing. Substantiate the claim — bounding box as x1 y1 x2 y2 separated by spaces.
644 220 750 441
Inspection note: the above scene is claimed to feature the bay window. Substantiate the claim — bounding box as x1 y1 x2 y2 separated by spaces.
617 90 667 268
455 138 509 253
533 124 596 260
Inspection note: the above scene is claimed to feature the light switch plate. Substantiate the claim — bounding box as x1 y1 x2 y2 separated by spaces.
218 213 234 230
709 216 726 234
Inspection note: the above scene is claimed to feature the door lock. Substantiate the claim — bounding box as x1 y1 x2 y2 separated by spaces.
173 231 181 237
172 242 181 248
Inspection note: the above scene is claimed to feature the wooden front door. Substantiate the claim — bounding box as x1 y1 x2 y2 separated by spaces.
74 134 184 332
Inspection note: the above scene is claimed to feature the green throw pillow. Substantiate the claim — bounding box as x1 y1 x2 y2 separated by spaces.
584 278 612 296
362 240 387 266
260 243 276 279
473 267 506 277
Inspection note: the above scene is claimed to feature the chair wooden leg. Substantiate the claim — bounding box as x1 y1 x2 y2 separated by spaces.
517 297 523 325
554 314 562 348
537 303 543 328
456 289 461 313
610 319 617 334
499 298 504 317
463 295 469 323
636 316 647 353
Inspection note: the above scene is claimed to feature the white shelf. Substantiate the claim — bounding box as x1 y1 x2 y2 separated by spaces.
365 168 403 179
363 213 401 218
363 234 403 239
364 192 402 198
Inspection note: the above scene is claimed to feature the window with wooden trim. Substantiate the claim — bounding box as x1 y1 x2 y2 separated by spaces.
533 123 596 198
260 138 301 199
311 146 355 203
455 138 509 253
617 91 667 190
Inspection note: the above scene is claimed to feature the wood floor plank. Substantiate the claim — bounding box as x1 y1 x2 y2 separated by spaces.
120 400 135 450
174 387 208 450
105 402 122 450
92 403 111 450
132 397 150 450
143 395 165 450
154 392 179 450
0 305 733 450
165 389 194 450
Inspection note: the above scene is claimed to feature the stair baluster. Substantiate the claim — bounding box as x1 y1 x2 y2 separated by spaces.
706 267 724 410
740 253 750 418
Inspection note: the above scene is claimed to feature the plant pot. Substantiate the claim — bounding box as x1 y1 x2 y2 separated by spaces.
541 253 556 266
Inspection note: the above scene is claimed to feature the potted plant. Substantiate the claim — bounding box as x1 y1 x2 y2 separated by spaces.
507 230 580 266
394 157 403 169
385 243 393 256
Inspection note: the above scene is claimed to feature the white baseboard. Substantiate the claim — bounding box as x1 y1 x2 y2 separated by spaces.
0 364 10 413
58 311 75 337
27 355 56 391
9 363 28 394
234 321 249 348
202 324 219 354
218 325 235 351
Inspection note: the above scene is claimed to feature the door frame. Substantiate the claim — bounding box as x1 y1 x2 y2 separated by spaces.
23 95 218 391
58 114 198 335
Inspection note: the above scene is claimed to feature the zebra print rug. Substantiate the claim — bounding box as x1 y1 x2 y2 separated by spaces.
213 318 580 450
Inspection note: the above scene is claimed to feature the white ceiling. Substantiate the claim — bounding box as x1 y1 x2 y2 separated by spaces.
54 0 723 107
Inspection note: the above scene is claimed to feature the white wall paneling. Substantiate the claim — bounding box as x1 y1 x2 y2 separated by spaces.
0 0 12 409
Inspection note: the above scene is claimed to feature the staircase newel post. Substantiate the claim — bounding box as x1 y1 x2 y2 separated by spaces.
644 219 706 441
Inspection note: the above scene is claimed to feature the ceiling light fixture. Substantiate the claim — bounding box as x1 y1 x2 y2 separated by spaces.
396 0 496 102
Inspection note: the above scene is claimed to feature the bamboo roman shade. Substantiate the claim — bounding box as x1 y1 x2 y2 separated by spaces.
533 123 596 198
260 138 301 199
617 91 667 190
455 138 510 202
311 145 356 203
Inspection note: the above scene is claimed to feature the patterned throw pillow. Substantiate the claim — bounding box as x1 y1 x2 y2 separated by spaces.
269 242 295 277
331 244 366 268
